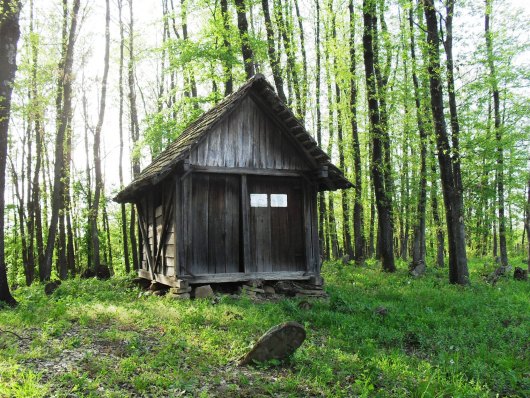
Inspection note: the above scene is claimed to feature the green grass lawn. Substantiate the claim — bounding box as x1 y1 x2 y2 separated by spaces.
0 259 528 397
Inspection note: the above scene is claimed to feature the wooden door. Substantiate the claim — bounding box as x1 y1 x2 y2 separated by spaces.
190 174 241 274
247 177 306 272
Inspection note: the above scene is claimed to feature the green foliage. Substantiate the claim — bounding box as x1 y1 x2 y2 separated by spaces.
1 261 528 396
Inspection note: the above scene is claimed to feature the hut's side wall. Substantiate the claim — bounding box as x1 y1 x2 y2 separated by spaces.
190 96 310 170
138 184 177 280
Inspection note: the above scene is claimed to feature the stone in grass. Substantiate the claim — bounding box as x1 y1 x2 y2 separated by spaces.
169 293 190 300
170 286 192 294
263 285 276 295
241 285 265 294
239 321 306 366
194 285 214 299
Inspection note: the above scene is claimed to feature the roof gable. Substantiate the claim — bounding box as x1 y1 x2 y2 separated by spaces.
115 74 352 203
190 96 312 170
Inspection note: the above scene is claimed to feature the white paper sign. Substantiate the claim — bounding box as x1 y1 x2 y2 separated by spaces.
270 194 287 207
250 193 268 207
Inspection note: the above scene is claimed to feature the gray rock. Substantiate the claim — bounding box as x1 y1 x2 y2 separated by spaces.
169 293 190 300
194 285 214 299
170 286 191 294
263 285 276 295
239 321 306 366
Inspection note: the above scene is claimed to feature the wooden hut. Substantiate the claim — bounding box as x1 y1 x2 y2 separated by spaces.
115 74 352 287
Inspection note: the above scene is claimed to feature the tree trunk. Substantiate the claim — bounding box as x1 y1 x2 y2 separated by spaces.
324 12 339 259
117 0 131 274
524 175 530 273
409 4 428 275
276 0 301 114
0 0 22 305
91 0 110 274
220 0 233 96
82 90 93 269
484 0 508 267
349 0 364 264
234 0 255 79
41 0 80 281
422 0 468 284
293 0 307 115
129 0 140 271
330 1 353 259
362 0 395 272
314 0 326 259
262 0 286 102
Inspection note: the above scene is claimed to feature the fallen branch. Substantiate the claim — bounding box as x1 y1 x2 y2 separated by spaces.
0 328 31 340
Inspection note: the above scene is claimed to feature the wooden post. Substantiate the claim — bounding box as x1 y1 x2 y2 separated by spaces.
310 186 320 274
241 175 251 272
303 184 313 273
174 175 181 277
181 173 192 276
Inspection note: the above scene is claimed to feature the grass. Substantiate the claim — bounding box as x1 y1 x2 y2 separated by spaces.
0 259 528 397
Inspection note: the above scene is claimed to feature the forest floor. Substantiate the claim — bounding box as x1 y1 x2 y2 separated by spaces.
0 258 528 397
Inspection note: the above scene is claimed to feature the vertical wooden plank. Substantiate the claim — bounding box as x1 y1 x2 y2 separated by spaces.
190 147 198 164
192 174 209 274
310 186 320 274
225 175 240 273
208 175 226 274
207 127 221 167
182 174 192 276
302 184 313 273
241 175 252 272
249 178 271 272
174 176 181 277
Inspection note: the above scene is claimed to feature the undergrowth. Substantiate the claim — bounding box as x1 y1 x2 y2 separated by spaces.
0 258 528 397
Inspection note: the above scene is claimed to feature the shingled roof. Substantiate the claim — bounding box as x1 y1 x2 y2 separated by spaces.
115 74 352 203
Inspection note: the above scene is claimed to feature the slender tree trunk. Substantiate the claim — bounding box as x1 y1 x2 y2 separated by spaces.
82 89 92 269
262 0 286 102
362 0 395 272
180 0 198 100
103 199 113 274
324 12 339 259
234 0 255 79
314 0 326 259
368 188 375 257
525 175 530 273
8 158 30 284
349 0 364 263
0 0 22 305
276 0 301 114
485 0 508 267
129 0 140 271
42 0 80 281
220 0 233 95
91 0 110 274
409 5 427 275
118 0 131 274
422 0 468 284
293 0 307 115
329 1 353 259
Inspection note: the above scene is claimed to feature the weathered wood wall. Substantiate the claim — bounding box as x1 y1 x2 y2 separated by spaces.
139 184 176 277
190 96 310 170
